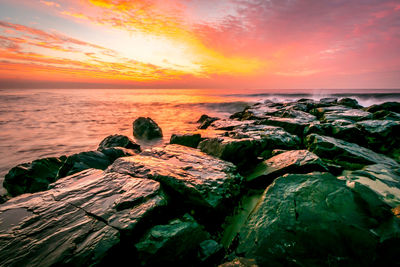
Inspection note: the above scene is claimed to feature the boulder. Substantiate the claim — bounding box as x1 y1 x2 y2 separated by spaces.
364 102 400 114
310 105 350 119
98 134 141 151
135 214 208 266
198 115 220 129
343 164 400 208
0 169 168 266
320 97 338 105
322 108 372 123
338 97 363 109
246 150 328 184
3 156 66 196
355 120 400 160
56 150 112 179
107 144 242 212
305 134 399 169
199 125 300 169
170 133 202 148
372 110 400 121
133 117 163 139
198 239 224 263
237 172 400 266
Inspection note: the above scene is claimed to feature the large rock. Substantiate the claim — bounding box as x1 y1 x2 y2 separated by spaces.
3 156 66 196
170 133 202 148
246 150 328 184
135 214 208 266
343 164 400 208
199 125 300 168
0 169 168 266
197 114 220 129
56 150 112 178
237 172 400 266
305 134 398 169
364 101 400 114
98 134 141 151
322 108 372 123
107 144 242 212
338 97 363 109
133 117 163 139
355 120 400 160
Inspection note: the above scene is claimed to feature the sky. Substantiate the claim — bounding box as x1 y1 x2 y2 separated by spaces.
0 0 399 89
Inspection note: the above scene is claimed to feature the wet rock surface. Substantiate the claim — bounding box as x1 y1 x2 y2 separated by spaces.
135 214 208 266
246 150 328 184
133 117 163 139
170 133 202 148
237 172 400 266
0 169 167 267
199 125 300 169
305 134 399 169
108 144 242 212
3 156 66 196
2 98 400 266
98 134 141 151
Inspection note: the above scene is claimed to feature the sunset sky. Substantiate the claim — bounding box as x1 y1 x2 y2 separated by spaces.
0 0 399 89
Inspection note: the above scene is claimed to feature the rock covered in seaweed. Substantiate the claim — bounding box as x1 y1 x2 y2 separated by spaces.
133 117 163 139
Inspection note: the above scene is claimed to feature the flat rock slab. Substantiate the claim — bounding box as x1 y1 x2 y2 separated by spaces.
305 134 399 169
108 144 242 210
343 164 400 208
237 172 400 266
0 169 167 266
246 150 328 183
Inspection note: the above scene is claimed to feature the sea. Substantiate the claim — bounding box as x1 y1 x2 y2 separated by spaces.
1 88 400 195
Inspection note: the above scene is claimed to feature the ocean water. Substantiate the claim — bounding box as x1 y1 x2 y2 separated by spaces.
1 88 400 194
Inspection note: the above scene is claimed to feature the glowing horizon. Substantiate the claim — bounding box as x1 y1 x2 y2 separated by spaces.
0 0 399 89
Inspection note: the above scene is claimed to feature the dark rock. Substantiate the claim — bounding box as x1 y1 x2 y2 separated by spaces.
0 169 168 266
209 119 251 131
260 115 316 137
322 108 372 123
107 144 242 212
170 133 202 148
355 120 400 160
133 117 163 139
57 150 112 179
219 257 258 267
99 147 137 162
305 134 399 169
198 115 220 129
3 156 66 196
303 121 332 136
372 110 400 121
310 105 350 119
343 164 400 208
246 150 328 184
364 101 400 114
330 123 366 145
135 214 208 266
199 125 300 169
198 239 224 263
338 97 363 109
98 134 141 151
320 97 338 104
237 172 400 266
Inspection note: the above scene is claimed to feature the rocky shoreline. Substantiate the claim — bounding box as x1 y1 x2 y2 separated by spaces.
1 98 400 266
